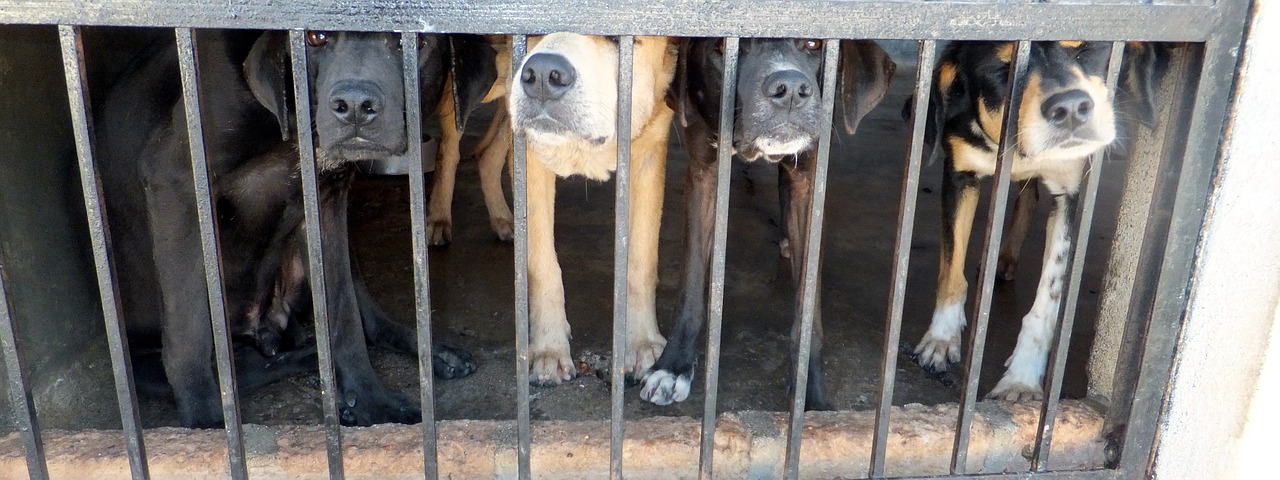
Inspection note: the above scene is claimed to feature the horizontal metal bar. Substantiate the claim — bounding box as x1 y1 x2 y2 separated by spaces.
0 265 48 479
952 40 1030 475
175 28 249 480
510 34 532 480
896 469 1120 480
288 29 345 480
0 1 1220 41
609 34 634 480
871 38 936 479
57 23 150 480
698 36 740 480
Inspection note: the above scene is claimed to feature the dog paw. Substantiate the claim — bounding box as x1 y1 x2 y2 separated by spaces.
986 376 1044 402
338 389 421 426
997 255 1018 282
914 332 962 373
779 237 792 259
427 218 452 246
639 368 692 406
530 347 575 386
624 336 666 377
491 216 514 242
432 339 477 379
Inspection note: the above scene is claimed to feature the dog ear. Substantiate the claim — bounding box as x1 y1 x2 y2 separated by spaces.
243 31 293 142
837 40 897 135
1120 42 1171 129
665 37 692 128
416 34 449 126
447 34 498 133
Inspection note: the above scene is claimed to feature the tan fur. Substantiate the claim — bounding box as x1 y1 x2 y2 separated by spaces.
512 35 678 384
937 61 958 98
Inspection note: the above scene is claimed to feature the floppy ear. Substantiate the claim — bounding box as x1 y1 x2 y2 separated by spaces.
838 40 897 135
242 31 293 142
665 37 692 128
1120 42 1171 129
416 34 449 126
448 34 498 133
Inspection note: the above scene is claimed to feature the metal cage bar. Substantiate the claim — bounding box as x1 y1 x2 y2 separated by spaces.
609 34 635 480
288 29 346 480
174 28 250 480
57 23 150 480
870 38 937 478
782 38 841 479
510 34 533 480
400 32 439 480
0 265 47 480
951 40 1031 475
697 35 740 480
1030 41 1127 472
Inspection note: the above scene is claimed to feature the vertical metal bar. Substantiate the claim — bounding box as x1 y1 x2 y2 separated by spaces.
951 40 1030 475
510 34 532 480
0 267 47 480
57 24 150 480
609 34 635 480
782 39 840 480
174 29 249 480
1120 0 1250 474
697 36 740 480
289 29 345 480
1031 41 1125 472
401 32 438 480
870 39 936 479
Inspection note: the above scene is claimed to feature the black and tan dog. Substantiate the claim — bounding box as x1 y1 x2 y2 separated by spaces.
507 34 677 385
95 30 482 427
911 41 1165 401
639 38 896 409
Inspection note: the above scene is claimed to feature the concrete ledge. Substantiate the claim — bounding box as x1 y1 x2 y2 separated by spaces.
0 400 1105 479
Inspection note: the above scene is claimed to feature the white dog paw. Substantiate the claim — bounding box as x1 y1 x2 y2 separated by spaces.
987 375 1044 402
639 369 692 406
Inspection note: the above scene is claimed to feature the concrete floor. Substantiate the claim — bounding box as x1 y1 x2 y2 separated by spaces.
123 43 1126 428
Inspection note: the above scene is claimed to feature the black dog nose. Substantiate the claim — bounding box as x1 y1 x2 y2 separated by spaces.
1042 89 1094 127
521 53 576 101
763 70 813 108
329 81 383 127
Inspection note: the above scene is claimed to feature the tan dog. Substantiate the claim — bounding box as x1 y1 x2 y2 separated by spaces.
508 34 677 385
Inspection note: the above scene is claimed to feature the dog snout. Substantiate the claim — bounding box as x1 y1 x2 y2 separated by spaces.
763 70 813 109
328 80 384 127
1041 89 1093 129
521 53 576 102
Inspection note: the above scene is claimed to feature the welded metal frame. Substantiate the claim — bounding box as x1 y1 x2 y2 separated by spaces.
0 0 1252 479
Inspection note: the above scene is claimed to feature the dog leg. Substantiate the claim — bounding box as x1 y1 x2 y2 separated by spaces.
989 189 1078 401
526 154 574 385
143 157 223 429
641 125 716 405
622 136 669 378
997 179 1039 281
782 158 833 411
427 80 462 246
477 106 515 241
916 165 980 373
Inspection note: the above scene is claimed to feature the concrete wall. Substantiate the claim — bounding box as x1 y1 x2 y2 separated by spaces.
1153 1 1280 478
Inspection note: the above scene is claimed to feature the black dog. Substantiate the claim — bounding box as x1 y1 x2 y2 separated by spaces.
910 41 1165 401
640 38 895 410
94 30 492 427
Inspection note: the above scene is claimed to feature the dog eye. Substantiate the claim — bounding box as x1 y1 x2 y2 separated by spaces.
802 39 824 51
604 36 621 44
306 31 329 47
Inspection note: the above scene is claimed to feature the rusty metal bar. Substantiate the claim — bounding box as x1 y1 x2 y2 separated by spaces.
510 34 532 480
698 35 740 480
289 29 345 480
1031 41 1126 472
870 38 937 478
782 38 840 479
57 24 150 480
951 40 1030 475
609 34 635 480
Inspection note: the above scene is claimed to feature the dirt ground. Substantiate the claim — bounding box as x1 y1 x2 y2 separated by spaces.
123 42 1125 428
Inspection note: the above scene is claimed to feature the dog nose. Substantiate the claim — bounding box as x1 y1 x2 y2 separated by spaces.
328 81 383 126
521 53 576 101
1042 89 1094 128
763 70 813 108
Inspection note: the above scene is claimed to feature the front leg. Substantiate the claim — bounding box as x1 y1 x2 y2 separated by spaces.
427 81 463 246
525 154 574 385
477 106 515 241
781 158 832 411
641 123 716 405
997 179 1040 281
915 163 980 373
988 189 1078 401
622 133 670 379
